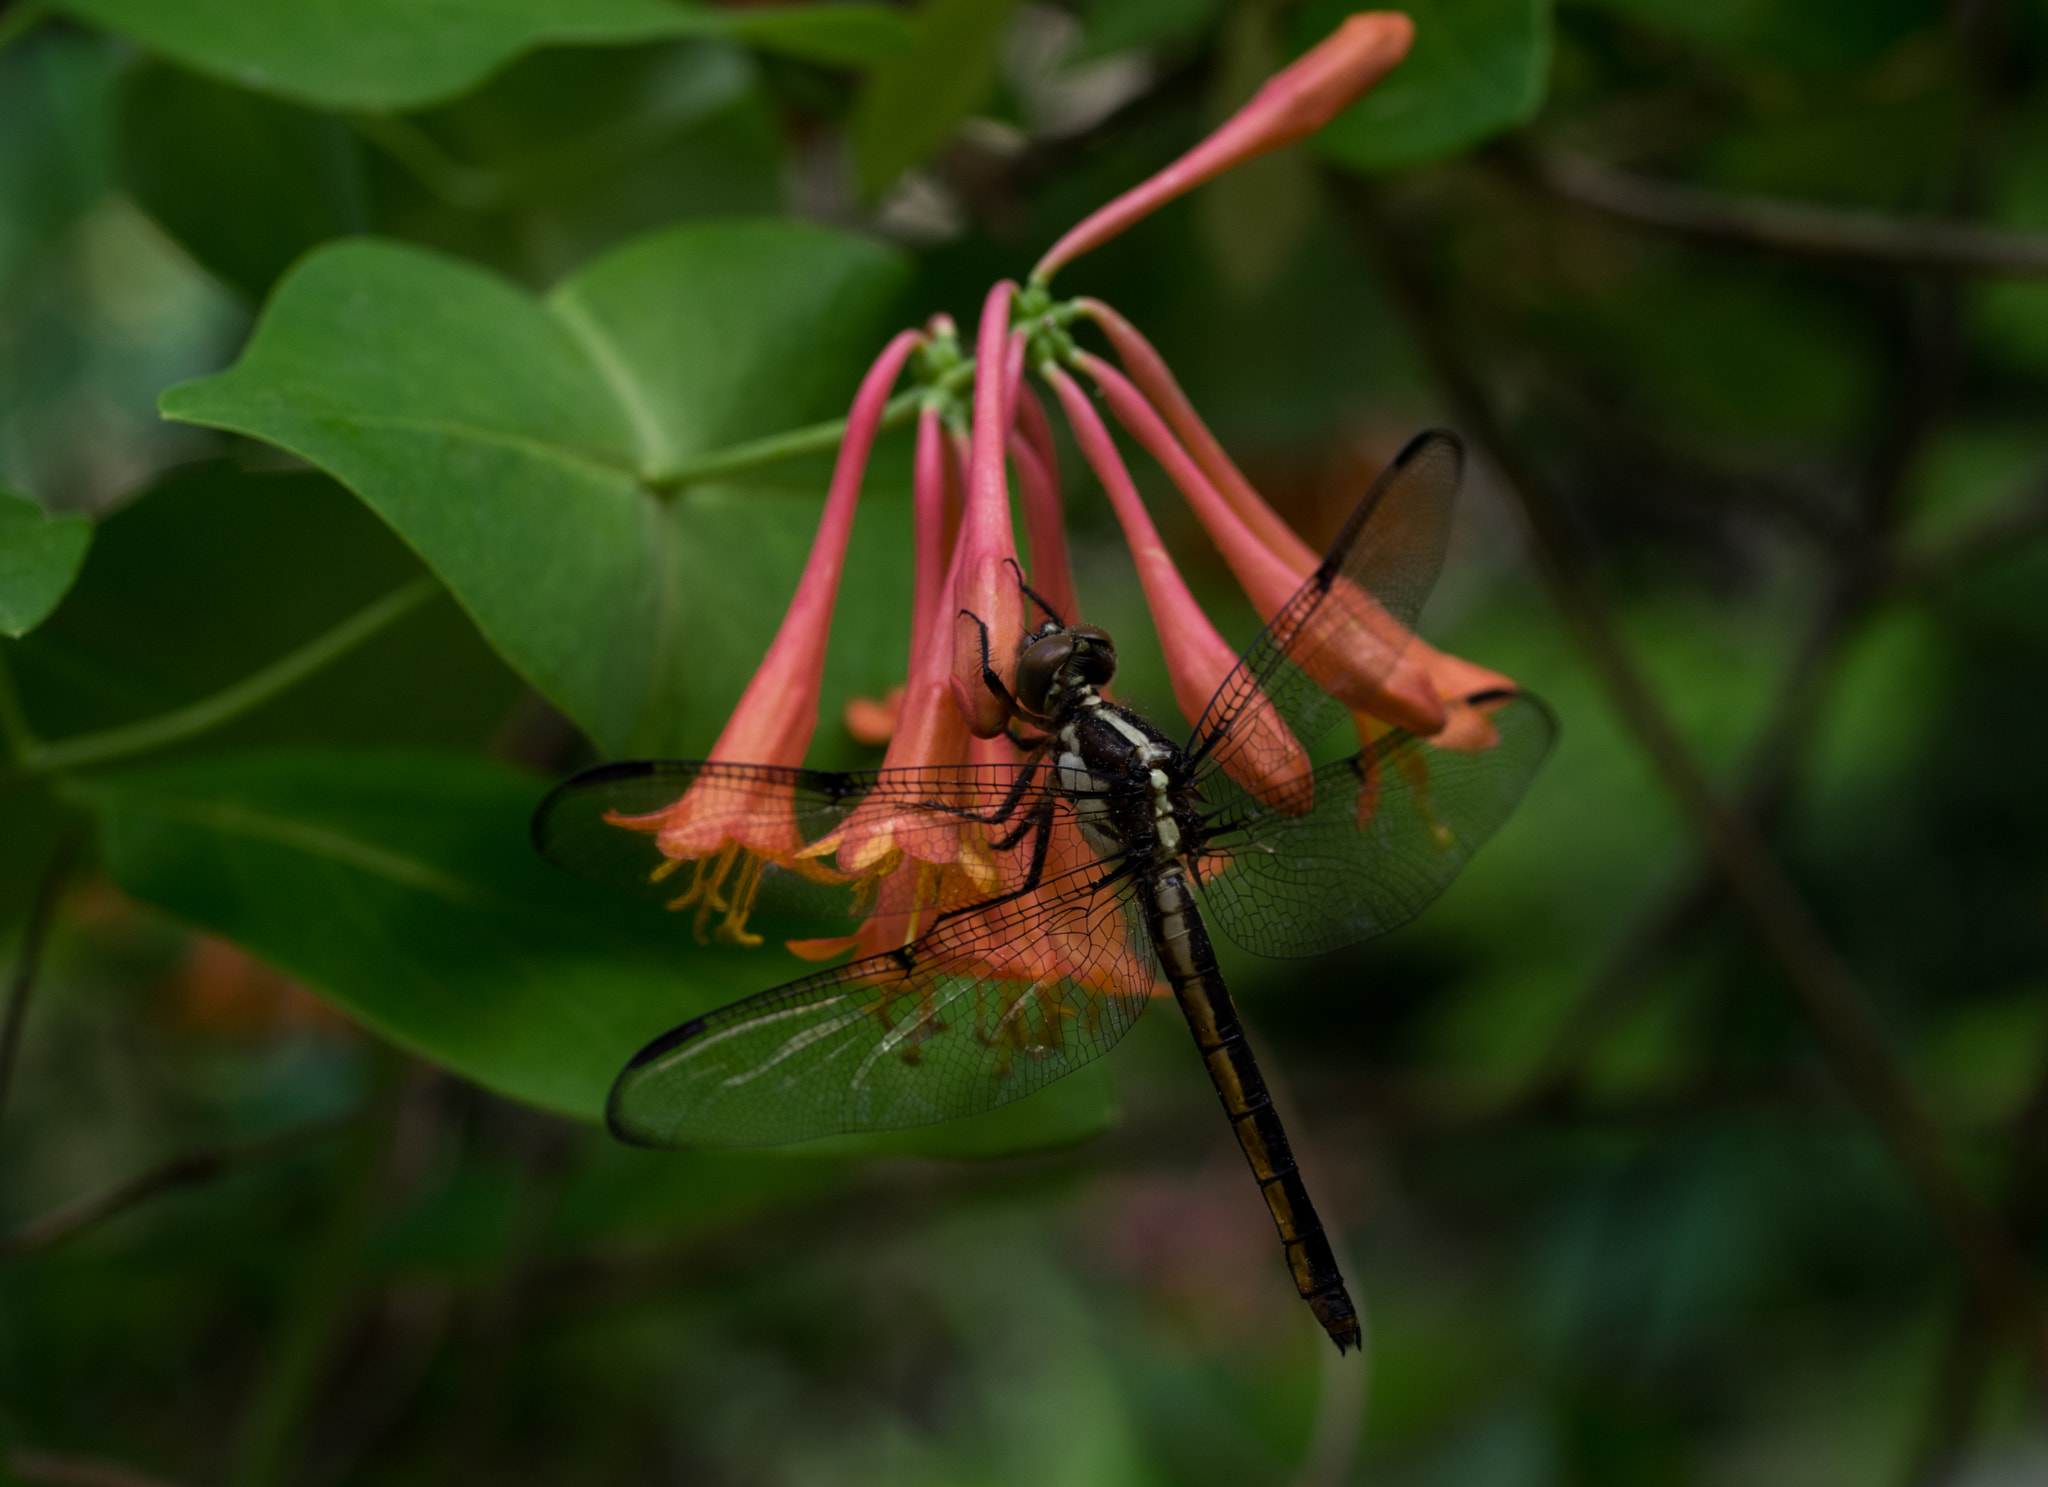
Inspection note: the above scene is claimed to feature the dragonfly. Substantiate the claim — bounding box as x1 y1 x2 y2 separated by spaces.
533 429 1554 1353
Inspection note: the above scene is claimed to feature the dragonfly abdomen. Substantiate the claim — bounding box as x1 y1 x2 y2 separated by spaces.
1139 866 1363 1354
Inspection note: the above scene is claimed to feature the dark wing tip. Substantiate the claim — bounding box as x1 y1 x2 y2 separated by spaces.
606 1016 710 1146
625 1016 707 1071
530 759 670 851
1392 427 1464 471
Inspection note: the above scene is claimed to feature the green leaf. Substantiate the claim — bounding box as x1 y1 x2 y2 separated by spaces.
1081 0 1219 58
6 461 520 753
117 43 787 297
118 61 369 301
716 4 915 66
52 0 915 112
160 225 913 760
852 0 1022 197
68 747 1119 1155
0 488 92 639
1305 0 1553 174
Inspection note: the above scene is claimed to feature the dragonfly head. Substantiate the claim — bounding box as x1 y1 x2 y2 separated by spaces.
1015 622 1118 718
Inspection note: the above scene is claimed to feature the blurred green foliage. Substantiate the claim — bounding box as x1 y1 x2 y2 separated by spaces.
2 1 2047 1485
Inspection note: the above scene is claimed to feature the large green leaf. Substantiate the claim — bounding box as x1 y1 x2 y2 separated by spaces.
52 0 914 112
68 747 1118 1153
5 461 519 752
1305 0 1552 174
852 0 1022 197
161 225 914 760
0 488 92 639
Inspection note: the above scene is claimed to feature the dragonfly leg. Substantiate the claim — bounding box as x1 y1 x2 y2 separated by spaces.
927 733 1055 833
924 795 1061 936
957 608 1020 715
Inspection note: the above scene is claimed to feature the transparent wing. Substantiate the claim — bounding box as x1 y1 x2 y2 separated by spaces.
1196 692 1556 959
1187 430 1463 792
532 758 1087 933
607 828 1161 1148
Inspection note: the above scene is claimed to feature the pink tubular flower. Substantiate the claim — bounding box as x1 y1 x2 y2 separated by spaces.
1072 300 1529 748
1076 348 1447 737
1043 362 1311 809
1032 12 1414 283
605 329 922 939
950 283 1029 737
1009 386 1080 626
1077 297 1317 571
788 405 998 960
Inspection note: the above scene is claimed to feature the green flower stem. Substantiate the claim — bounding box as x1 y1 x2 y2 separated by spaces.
646 360 978 493
13 576 439 777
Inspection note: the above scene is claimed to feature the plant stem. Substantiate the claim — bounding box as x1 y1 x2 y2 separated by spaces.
349 113 506 211
11 576 438 778
0 1113 359 1262
1346 177 2048 1376
645 361 978 493
7 1447 188 1487
0 649 32 766
0 828 78 1141
0 1 50 55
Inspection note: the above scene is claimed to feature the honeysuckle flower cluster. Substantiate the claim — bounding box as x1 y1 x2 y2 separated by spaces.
615 12 1524 957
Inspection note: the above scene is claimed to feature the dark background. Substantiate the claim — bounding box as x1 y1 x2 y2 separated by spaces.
3 0 2047 1483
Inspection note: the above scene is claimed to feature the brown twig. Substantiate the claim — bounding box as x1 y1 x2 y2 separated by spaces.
1526 265 1961 1106
0 829 79 1138
1900 1297 1997 1487
1341 176 2048 1377
1515 147 2048 278
6 1449 188 1487
1883 476 2048 595
0 1114 358 1261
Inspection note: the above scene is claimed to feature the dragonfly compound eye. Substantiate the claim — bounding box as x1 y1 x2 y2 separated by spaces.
1069 625 1118 688
1015 632 1076 716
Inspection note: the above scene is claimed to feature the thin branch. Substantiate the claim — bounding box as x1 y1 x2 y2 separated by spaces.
0 1113 358 1261
1521 275 1958 1107
1518 147 2048 278
1343 178 2048 1376
6 1449 188 1487
1900 1297 1997 1487
11 577 438 778
1884 476 2048 594
0 828 79 1138
0 1 50 55
0 647 34 765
